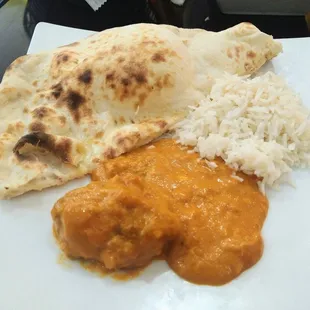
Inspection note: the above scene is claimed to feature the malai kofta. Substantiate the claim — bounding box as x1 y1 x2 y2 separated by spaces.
52 139 268 285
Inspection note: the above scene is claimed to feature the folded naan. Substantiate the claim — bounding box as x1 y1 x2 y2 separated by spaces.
0 22 281 198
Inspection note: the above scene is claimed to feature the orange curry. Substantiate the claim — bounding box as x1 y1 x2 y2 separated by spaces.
52 139 268 285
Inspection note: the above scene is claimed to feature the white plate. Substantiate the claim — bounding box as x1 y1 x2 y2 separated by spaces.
1 22 310 310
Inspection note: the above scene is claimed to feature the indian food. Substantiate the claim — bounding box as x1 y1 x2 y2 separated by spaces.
52 139 268 285
2 21 308 288
0 22 281 199
174 72 310 191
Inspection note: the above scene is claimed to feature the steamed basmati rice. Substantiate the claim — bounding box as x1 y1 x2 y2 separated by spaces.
174 72 310 189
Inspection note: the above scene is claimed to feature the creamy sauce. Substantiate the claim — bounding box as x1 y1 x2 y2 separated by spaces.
56 252 143 280
53 139 268 285
80 260 144 281
56 248 144 281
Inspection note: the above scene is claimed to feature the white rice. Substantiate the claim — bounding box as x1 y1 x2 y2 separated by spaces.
205 159 218 169
231 172 244 182
174 72 310 189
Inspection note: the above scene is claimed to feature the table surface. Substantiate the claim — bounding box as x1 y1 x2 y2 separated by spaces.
0 0 309 80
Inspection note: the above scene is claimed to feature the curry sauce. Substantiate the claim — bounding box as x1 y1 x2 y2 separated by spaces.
52 139 268 285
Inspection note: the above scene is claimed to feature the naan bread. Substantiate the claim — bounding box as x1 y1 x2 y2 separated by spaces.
0 23 281 199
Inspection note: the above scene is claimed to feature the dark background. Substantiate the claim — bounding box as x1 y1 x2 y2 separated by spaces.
0 0 309 79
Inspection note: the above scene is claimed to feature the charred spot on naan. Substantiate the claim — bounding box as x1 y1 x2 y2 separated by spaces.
104 147 117 159
151 48 178 63
66 91 85 110
247 51 256 59
118 116 126 124
227 50 233 59
95 131 104 139
141 39 157 47
117 57 125 64
115 132 141 152
235 46 243 59
13 132 74 164
78 69 92 84
151 52 166 63
56 53 70 65
101 35 182 106
32 107 56 119
31 107 68 133
227 45 245 60
155 120 168 130
155 74 174 90
231 22 257 37
50 51 80 80
105 62 149 103
105 59 175 107
51 83 63 99
111 44 123 53
66 91 85 123
56 90 90 123
29 122 46 132
101 131 146 160
59 116 67 125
